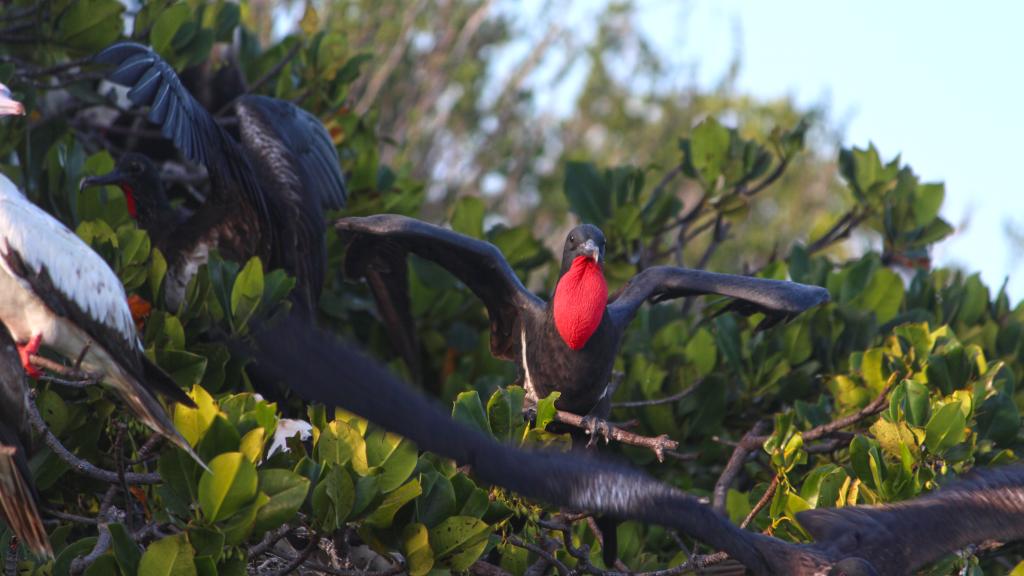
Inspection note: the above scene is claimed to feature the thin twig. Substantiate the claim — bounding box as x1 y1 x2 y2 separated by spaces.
507 535 571 576
612 380 700 409
740 476 780 529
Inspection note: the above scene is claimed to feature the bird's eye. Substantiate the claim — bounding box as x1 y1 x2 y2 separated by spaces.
569 234 575 243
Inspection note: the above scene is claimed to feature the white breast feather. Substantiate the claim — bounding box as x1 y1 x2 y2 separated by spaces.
0 174 137 344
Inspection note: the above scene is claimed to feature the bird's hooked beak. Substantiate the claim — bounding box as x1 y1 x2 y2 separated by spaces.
79 170 125 192
0 84 24 117
581 239 601 262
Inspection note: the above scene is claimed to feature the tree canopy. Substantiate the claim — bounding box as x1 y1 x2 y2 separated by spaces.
1 1 1022 575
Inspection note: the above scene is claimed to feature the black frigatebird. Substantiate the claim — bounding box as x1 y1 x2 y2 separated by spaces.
336 215 830 425
0 173 202 465
0 323 51 559
242 312 1024 576
87 43 348 316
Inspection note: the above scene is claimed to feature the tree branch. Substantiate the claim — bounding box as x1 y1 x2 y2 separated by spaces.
552 410 678 462
713 420 771 513
26 392 162 485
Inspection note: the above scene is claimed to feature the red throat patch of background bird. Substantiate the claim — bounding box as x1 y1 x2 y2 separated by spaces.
553 256 607 350
119 183 137 219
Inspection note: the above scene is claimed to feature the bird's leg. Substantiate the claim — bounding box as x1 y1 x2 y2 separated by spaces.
16 334 43 379
580 413 614 448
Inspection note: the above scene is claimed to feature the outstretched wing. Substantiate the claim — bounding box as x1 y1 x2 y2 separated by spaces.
93 42 273 255
0 176 193 408
241 314 788 575
607 266 830 330
235 95 348 316
799 465 1024 576
336 215 545 363
0 324 51 559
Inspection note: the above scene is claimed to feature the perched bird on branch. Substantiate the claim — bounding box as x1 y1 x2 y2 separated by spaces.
0 323 51 560
337 215 829 427
338 216 829 564
0 171 201 466
89 42 348 317
241 312 1024 576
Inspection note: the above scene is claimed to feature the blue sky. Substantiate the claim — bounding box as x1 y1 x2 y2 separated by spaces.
633 1 1024 300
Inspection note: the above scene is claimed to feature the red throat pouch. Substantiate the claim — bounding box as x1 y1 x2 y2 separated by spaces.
553 256 607 350
120 184 138 219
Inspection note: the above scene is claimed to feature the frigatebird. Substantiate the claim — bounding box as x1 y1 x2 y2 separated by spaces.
0 323 51 559
336 216 830 425
80 153 188 247
241 312 1024 576
0 172 201 465
88 43 348 316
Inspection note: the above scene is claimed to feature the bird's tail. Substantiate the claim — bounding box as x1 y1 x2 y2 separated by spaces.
0 445 52 559
107 371 207 470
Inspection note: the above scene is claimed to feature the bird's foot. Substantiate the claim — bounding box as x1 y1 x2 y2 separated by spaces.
581 415 614 448
17 334 43 379
127 294 152 329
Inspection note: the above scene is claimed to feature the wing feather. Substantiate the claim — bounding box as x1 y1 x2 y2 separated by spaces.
607 266 829 329
336 215 544 363
798 465 1024 575
95 42 272 254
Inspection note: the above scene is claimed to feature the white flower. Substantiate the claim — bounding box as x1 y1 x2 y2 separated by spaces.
267 418 313 459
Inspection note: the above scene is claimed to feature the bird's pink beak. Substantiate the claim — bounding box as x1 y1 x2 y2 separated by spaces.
0 83 25 117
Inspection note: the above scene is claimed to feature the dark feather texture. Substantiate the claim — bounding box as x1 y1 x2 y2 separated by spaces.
0 324 51 559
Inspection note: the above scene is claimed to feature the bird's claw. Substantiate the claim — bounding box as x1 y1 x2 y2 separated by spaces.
581 415 613 448
17 334 43 379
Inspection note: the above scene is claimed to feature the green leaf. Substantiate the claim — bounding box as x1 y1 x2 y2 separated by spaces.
156 350 209 390
685 327 717 376
253 470 311 534
402 523 435 576
199 452 259 522
109 523 142 576
535 392 561 429
174 385 219 447
925 402 968 454
220 492 269 546
312 465 355 530
150 3 192 56
429 516 491 571
689 117 731 187
487 386 525 443
230 257 264 329
57 0 124 52
564 161 609 224
377 437 419 493
138 534 197 576
452 391 491 436
365 478 422 528
450 196 486 238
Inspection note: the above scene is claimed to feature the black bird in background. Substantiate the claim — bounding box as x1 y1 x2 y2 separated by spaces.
0 324 51 560
337 215 829 425
242 313 1024 576
88 43 348 317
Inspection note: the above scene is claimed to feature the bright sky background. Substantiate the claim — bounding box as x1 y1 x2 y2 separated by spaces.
633 1 1024 300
